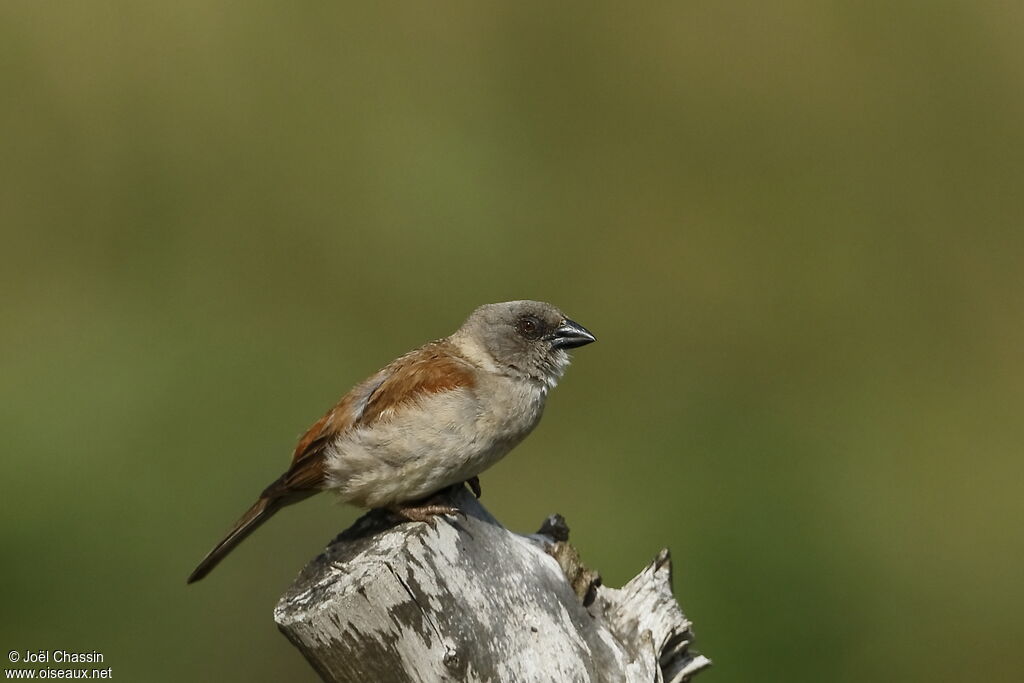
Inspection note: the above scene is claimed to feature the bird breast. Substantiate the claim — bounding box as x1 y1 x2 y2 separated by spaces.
324 375 548 508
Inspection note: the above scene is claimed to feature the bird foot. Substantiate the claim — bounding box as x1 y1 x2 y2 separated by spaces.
388 503 463 523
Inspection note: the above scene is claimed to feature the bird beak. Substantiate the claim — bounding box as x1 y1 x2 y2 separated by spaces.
549 318 597 349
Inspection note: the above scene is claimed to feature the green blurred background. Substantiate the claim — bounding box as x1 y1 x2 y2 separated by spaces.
2 2 1022 681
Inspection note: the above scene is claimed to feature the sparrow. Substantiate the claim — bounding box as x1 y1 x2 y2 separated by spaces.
187 300 595 583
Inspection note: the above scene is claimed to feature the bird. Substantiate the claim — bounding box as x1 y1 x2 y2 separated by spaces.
187 300 595 583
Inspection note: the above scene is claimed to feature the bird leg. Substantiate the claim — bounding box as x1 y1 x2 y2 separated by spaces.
387 483 464 528
388 501 462 523
388 478 480 523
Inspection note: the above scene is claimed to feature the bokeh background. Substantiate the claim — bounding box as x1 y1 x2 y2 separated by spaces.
3 2 1022 681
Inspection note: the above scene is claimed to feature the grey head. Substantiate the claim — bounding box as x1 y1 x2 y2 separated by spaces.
453 300 596 386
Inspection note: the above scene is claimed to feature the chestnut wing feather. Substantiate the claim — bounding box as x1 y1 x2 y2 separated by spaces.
358 342 477 424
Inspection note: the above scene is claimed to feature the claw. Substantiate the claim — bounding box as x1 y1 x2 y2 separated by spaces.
467 476 482 499
389 503 462 523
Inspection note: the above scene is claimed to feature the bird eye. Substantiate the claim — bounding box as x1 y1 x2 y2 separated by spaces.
515 315 543 340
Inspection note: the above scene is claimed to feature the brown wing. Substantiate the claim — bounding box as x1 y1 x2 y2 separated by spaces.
359 340 477 424
260 374 382 497
267 340 477 497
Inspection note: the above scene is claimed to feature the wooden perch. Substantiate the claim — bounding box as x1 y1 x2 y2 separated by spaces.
274 486 710 682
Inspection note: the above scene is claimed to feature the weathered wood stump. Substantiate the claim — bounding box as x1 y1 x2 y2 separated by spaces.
274 486 710 682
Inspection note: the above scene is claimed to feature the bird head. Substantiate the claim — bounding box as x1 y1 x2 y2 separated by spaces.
455 300 596 388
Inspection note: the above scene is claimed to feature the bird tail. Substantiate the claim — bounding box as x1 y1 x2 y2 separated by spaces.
187 496 284 584
188 454 325 584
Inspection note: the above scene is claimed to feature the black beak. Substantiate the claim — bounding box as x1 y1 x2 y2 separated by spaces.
549 318 597 349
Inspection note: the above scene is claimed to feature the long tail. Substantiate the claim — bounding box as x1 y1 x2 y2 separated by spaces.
187 496 285 584
188 451 326 583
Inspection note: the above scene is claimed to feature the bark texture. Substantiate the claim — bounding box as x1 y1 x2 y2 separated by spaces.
274 486 710 682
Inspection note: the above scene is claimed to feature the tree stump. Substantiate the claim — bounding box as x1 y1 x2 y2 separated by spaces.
274 486 710 682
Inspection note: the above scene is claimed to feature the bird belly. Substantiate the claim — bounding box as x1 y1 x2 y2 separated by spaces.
324 383 546 508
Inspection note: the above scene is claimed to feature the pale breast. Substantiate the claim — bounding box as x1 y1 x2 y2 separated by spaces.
324 378 549 508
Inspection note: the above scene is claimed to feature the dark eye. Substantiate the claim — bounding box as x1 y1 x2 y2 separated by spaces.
515 315 543 340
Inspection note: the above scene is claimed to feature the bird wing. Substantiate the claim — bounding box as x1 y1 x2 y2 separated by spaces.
357 340 477 425
265 340 477 497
